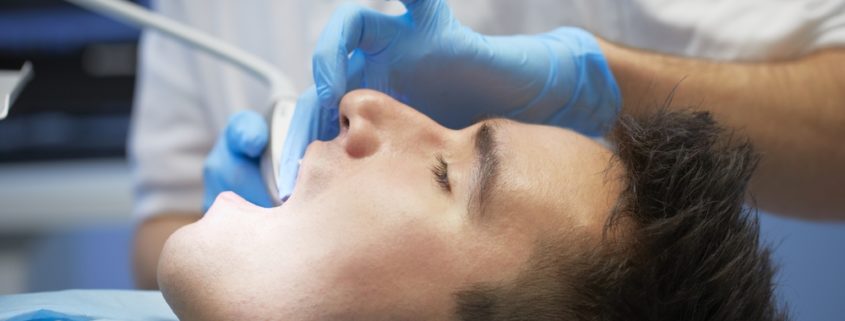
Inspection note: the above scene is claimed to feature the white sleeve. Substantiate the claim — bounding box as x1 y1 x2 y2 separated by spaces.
129 27 212 221
810 0 845 51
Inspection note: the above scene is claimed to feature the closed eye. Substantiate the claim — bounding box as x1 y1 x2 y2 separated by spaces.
431 154 451 193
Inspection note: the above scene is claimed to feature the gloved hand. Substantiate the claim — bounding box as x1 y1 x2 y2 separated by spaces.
276 86 339 201
202 88 338 208
313 0 621 136
202 111 273 211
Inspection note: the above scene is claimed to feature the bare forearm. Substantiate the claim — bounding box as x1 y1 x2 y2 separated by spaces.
599 40 845 219
134 213 201 289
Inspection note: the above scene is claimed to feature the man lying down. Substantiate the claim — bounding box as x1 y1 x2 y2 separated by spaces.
158 89 787 321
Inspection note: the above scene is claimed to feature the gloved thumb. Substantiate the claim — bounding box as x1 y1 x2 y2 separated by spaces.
225 111 269 158
313 3 399 111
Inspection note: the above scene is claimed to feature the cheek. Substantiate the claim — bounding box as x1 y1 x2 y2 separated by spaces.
321 216 470 318
319 155 444 212
295 149 439 205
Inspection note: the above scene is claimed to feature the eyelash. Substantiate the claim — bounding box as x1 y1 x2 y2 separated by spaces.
431 154 451 193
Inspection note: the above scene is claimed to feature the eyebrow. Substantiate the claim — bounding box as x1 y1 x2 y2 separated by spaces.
468 120 502 219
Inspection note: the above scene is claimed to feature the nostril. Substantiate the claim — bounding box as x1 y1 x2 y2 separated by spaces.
341 115 350 128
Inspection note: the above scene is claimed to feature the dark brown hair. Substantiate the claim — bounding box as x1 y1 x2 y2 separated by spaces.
454 109 789 321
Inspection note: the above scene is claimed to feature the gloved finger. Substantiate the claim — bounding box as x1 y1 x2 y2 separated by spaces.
276 86 339 201
203 129 273 211
399 0 453 28
313 3 400 110
224 111 269 158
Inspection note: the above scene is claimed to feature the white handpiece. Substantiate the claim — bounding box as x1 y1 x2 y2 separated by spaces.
261 97 298 205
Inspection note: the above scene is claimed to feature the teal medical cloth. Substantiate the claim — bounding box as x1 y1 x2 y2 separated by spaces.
0 290 176 321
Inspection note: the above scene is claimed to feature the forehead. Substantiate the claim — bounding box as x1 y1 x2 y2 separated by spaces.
489 121 622 233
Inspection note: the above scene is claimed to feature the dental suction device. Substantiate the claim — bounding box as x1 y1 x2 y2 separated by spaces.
66 0 294 205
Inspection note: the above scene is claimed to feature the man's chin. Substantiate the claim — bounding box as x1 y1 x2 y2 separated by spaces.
157 224 201 313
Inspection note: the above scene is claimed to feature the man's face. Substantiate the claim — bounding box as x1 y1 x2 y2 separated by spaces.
158 89 623 320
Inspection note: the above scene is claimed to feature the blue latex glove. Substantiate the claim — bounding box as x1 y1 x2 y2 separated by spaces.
202 111 273 210
313 0 621 136
276 86 339 201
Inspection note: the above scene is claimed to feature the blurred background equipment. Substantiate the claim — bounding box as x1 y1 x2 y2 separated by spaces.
0 0 142 162
0 0 148 293
0 62 33 120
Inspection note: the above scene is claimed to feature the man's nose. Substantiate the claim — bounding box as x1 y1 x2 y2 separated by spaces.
338 89 440 159
338 90 381 158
